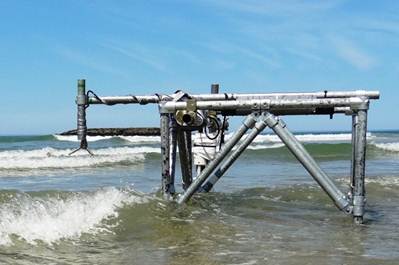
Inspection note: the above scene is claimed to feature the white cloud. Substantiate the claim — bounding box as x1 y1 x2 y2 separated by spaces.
200 41 280 69
330 37 376 70
56 47 127 76
102 42 167 72
196 0 342 16
284 47 322 62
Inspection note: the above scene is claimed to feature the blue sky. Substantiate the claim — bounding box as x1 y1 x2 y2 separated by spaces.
0 0 397 134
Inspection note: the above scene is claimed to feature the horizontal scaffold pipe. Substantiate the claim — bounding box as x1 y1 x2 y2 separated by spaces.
87 90 379 105
222 107 352 116
161 97 368 113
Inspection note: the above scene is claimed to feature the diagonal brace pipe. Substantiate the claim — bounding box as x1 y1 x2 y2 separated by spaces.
201 113 269 192
177 113 257 204
263 112 351 212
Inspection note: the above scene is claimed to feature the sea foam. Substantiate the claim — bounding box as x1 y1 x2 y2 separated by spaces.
0 147 159 170
50 133 378 155
109 133 375 144
365 176 399 186
251 133 374 143
246 143 285 150
119 135 161 143
53 135 114 142
374 142 399 152
0 188 145 245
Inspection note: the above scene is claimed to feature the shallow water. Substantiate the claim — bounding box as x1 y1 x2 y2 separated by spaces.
0 131 398 264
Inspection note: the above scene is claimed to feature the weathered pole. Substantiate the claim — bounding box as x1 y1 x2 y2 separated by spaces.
263 112 351 212
160 113 174 199
352 100 369 224
169 116 177 195
177 113 257 204
211 84 219 94
76 79 87 148
201 113 268 192
350 114 358 196
177 130 192 190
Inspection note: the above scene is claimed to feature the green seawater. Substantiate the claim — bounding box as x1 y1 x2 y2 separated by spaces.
0 132 397 264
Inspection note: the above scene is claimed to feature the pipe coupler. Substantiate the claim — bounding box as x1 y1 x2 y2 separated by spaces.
242 113 257 129
351 98 369 111
263 112 279 128
352 195 366 217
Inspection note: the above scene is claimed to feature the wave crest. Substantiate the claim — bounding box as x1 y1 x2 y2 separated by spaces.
54 133 375 144
0 147 159 170
53 135 114 142
374 142 399 152
0 188 147 245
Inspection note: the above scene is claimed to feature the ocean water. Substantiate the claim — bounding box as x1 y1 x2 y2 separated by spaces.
0 130 398 264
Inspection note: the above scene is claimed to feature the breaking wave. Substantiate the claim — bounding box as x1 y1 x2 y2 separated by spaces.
119 135 161 143
374 142 399 152
0 147 159 170
54 133 374 144
337 176 399 187
251 132 374 144
365 176 399 186
246 143 285 150
0 187 147 245
53 135 114 142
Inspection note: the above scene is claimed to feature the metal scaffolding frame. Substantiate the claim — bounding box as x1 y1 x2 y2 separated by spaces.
73 79 379 224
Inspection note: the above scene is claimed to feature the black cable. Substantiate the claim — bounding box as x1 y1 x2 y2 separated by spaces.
154 93 174 101
154 93 162 101
86 90 116 106
86 91 174 107
219 115 227 149
205 115 221 140
196 111 220 140
128 94 147 105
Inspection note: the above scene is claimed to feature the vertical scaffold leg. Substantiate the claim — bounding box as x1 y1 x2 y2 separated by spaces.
169 116 177 194
177 113 257 204
160 113 174 199
352 107 368 224
263 112 351 212
77 79 87 145
69 79 93 156
177 130 192 190
201 113 268 192
350 114 358 196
